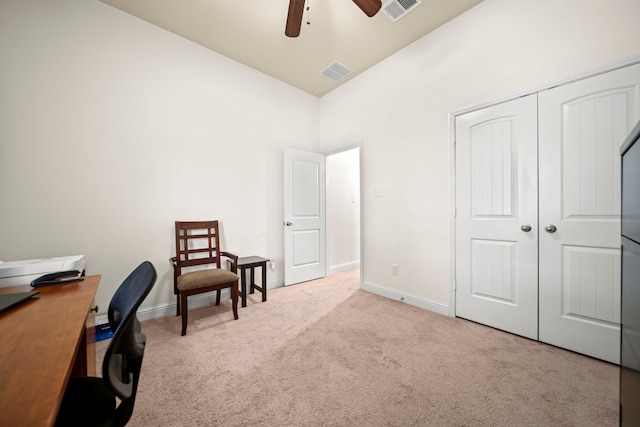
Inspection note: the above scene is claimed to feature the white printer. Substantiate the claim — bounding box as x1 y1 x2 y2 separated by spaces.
0 255 86 287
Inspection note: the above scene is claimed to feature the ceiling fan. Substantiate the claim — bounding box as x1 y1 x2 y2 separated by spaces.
285 0 382 37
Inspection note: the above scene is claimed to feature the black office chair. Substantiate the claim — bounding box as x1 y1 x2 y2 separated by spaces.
55 261 156 427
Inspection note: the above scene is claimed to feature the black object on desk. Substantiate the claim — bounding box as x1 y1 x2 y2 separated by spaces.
0 291 39 314
31 270 84 288
236 256 269 308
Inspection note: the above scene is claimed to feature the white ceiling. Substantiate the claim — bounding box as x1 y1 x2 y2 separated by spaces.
99 0 483 97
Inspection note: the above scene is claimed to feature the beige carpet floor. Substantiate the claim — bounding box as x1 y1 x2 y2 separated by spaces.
98 269 619 426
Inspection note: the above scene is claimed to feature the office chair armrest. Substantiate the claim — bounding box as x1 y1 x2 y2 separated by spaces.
220 251 238 273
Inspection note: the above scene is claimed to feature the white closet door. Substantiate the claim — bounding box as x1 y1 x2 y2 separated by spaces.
538 63 640 363
455 94 539 339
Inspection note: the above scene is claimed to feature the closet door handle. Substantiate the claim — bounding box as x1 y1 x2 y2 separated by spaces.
521 224 532 232
544 224 557 233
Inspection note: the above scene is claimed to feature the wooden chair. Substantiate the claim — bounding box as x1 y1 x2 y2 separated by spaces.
171 220 239 336
55 261 157 427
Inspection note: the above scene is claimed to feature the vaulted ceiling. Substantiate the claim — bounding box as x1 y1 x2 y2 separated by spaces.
100 0 483 97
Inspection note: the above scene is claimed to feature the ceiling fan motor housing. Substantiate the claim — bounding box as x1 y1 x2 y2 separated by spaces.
286 0 382 37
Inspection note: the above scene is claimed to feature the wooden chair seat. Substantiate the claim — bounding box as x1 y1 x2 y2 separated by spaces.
177 269 239 292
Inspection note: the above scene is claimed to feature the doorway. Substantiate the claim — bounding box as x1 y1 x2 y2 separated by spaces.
283 145 362 285
326 146 361 275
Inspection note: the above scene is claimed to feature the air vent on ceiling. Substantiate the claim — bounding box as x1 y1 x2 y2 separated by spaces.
382 0 422 22
320 61 353 83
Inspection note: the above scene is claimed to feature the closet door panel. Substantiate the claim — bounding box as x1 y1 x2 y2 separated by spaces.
455 94 539 340
538 62 640 364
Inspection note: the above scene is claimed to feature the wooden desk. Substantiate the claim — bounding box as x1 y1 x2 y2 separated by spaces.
0 275 100 427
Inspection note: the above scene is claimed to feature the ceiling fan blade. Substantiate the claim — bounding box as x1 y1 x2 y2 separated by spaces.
285 0 305 37
352 0 382 17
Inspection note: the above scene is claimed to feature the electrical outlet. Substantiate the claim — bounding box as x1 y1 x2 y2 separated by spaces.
392 264 399 276
270 261 276 270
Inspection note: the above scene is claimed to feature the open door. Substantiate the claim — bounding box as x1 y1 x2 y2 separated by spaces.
283 148 326 286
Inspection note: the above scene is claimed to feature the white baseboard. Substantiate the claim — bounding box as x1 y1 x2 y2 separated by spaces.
328 261 360 276
361 281 450 316
96 278 285 326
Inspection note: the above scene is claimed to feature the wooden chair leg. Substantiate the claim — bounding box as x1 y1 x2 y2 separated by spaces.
215 289 221 306
231 282 238 320
181 294 189 336
176 293 181 316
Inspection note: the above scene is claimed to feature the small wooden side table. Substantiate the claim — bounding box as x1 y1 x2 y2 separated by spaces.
236 256 269 308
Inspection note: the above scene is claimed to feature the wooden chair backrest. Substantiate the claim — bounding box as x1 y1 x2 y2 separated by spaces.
174 221 222 276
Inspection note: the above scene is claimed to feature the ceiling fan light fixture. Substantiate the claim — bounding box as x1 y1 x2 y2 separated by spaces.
352 0 382 17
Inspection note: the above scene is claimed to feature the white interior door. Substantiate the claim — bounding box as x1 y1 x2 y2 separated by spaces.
538 63 640 363
455 94 539 339
283 148 326 286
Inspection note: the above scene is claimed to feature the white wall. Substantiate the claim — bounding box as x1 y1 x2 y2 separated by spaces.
2 0 640 318
318 0 640 309
0 0 319 312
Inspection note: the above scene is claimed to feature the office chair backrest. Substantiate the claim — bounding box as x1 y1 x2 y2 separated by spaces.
103 261 156 402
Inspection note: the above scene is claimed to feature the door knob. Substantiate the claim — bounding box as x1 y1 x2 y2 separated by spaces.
544 224 557 233
285 221 293 226
521 224 532 232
